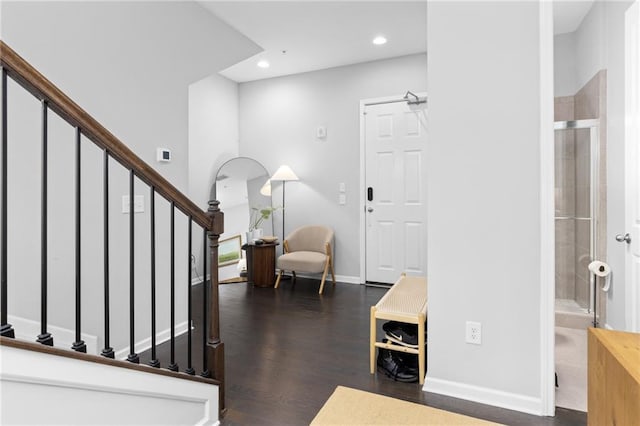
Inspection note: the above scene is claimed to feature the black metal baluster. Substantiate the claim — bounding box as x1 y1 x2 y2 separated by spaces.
200 228 209 378
168 202 178 372
101 151 114 358
148 187 159 368
36 100 52 346
0 68 14 338
185 218 194 375
71 127 85 352
126 170 138 363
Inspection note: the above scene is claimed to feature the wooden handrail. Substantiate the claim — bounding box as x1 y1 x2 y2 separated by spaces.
0 41 211 230
0 40 226 413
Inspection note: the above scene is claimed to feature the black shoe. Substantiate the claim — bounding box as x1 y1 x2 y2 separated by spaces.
384 332 419 348
376 346 418 383
393 350 428 375
382 321 426 347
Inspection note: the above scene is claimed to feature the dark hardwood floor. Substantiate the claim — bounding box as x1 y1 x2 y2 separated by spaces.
142 279 586 426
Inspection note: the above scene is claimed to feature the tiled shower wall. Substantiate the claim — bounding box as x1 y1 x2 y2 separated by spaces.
554 70 607 313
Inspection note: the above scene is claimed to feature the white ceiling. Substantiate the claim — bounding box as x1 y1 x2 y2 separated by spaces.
198 1 593 83
198 1 427 83
553 0 595 35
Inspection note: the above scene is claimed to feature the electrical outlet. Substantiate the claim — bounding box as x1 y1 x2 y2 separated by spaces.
466 321 482 345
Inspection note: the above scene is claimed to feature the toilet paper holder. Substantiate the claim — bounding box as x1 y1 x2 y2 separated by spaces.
588 260 611 292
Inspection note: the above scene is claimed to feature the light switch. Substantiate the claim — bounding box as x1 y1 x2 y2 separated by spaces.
316 126 327 139
133 195 144 212
339 194 346 205
122 195 144 213
339 182 346 193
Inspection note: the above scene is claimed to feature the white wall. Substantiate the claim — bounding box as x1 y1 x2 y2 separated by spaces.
188 73 240 275
189 73 240 209
425 1 545 414
574 1 607 92
554 32 578 96
0 1 259 355
238 54 427 279
1 345 219 425
567 0 634 330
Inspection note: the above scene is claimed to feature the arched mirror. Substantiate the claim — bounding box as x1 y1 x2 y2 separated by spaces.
212 157 273 282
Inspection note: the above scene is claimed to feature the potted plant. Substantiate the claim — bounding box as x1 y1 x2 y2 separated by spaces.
248 206 280 241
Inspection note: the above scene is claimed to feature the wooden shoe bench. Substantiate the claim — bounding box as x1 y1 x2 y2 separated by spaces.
370 273 428 384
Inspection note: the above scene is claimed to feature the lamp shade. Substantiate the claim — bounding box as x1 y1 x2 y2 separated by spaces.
260 179 272 196
271 165 299 182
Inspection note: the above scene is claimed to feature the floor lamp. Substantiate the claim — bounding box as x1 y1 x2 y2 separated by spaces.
270 165 299 243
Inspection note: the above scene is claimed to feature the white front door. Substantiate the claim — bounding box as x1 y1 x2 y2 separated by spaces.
364 99 427 284
625 0 640 332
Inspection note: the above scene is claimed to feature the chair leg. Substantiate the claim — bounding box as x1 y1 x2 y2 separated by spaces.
319 257 331 294
319 266 328 294
274 270 283 288
292 271 297 280
330 257 336 286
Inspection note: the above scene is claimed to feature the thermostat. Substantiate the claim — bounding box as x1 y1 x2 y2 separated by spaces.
157 148 171 162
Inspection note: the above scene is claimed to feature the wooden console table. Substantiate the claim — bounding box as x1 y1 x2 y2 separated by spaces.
588 328 640 426
242 242 278 288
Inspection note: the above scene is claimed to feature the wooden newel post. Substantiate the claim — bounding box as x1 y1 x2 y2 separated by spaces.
206 200 225 414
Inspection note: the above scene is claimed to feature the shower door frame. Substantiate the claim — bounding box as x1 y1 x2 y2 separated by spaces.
553 118 601 323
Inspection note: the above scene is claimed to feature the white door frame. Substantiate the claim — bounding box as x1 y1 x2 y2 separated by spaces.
538 1 640 414
539 0 555 416
625 0 640 332
358 93 427 284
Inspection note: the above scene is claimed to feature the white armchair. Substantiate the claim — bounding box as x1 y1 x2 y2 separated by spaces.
274 225 336 294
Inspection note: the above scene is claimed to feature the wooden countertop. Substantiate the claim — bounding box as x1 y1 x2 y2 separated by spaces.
589 328 640 383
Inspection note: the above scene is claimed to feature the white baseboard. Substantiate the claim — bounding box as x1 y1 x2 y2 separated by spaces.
604 323 614 330
115 321 189 360
199 270 362 285
8 315 98 355
423 377 544 416
335 275 361 284
280 271 361 285
10 314 192 364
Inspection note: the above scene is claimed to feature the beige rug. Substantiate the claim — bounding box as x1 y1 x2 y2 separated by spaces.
311 386 501 425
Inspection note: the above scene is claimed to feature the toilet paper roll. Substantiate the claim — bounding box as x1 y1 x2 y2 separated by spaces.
588 260 612 292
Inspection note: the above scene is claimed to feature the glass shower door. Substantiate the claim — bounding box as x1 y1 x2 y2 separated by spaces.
554 120 600 323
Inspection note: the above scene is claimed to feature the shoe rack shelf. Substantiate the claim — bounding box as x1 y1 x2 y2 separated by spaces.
369 273 428 385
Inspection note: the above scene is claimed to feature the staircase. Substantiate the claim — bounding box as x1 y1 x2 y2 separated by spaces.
0 41 225 421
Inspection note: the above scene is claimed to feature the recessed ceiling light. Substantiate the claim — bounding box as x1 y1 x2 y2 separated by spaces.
373 36 387 45
257 60 270 69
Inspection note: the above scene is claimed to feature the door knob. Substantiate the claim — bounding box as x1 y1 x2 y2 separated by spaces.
615 233 631 244
367 207 374 213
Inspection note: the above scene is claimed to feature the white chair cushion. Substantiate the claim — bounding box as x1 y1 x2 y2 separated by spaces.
277 251 327 273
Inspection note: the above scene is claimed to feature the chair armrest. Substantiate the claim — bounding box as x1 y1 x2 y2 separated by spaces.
325 242 332 257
